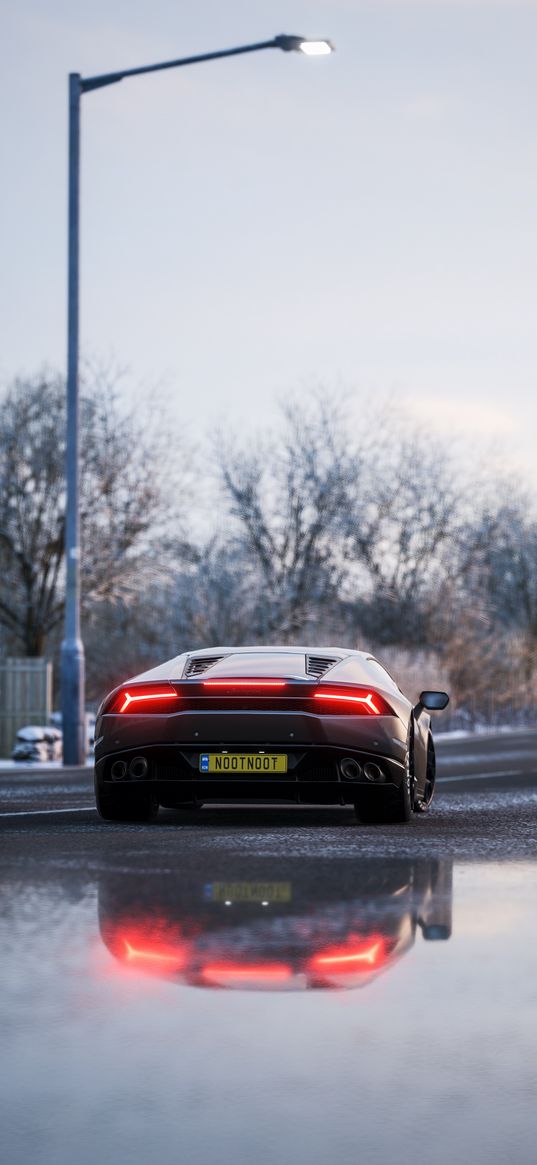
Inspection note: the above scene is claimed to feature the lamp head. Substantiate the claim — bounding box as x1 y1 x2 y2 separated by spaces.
274 35 334 55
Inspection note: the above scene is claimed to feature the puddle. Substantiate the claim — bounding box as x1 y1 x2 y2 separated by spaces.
1 856 536 1165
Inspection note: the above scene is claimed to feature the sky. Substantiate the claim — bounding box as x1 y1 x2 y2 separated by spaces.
2 0 537 473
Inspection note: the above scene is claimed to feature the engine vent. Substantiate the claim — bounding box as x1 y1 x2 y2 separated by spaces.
184 654 228 677
306 655 340 678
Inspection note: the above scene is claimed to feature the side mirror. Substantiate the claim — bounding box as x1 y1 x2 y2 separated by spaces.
418 690 449 711
419 922 452 941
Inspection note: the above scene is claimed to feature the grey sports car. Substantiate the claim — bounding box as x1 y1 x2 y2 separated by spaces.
94 646 449 824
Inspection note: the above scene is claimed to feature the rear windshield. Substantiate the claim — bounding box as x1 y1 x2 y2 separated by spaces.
206 653 307 678
329 656 401 694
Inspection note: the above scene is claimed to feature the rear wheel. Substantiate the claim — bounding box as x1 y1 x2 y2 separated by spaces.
96 785 159 823
414 737 436 813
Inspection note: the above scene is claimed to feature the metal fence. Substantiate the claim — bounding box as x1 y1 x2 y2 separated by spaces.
0 658 52 758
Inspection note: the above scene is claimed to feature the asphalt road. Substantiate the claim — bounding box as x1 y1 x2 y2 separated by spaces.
0 730 536 866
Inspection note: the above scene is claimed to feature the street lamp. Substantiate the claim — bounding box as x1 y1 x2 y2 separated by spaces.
61 34 334 764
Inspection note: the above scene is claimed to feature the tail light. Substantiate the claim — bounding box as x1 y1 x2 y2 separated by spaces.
201 962 293 986
104 683 180 714
202 679 287 689
313 687 394 715
101 679 395 715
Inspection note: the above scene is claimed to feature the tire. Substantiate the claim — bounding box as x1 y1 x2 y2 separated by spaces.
414 738 436 813
96 785 159 823
389 758 413 822
354 750 413 825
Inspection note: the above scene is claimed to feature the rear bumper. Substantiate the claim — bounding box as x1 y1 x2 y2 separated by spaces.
95 742 405 806
95 709 407 756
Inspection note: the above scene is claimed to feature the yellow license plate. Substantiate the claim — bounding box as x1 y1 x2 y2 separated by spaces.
206 882 292 903
199 753 288 774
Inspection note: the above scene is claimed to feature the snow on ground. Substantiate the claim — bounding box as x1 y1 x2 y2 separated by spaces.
434 725 536 741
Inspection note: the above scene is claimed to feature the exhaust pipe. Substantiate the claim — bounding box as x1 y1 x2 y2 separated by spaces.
110 759 127 781
340 757 362 780
129 756 149 780
363 762 384 783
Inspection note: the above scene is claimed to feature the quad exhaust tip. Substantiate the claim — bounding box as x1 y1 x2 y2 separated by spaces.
363 762 384 783
129 755 149 780
110 759 127 781
339 757 362 780
339 758 385 782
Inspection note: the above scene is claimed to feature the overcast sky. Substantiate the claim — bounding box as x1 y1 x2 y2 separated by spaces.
2 0 536 472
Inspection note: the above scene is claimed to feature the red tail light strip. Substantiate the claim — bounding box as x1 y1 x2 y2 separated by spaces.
314 690 381 714
202 679 287 688
106 683 180 714
107 680 394 715
118 689 178 713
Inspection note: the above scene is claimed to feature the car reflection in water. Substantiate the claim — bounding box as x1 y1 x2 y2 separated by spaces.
99 857 452 991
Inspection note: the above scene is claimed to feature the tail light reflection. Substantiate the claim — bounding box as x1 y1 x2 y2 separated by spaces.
201 962 293 987
115 925 188 976
104 922 397 990
309 936 387 975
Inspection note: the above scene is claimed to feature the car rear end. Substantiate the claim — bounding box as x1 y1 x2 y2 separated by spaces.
94 650 411 811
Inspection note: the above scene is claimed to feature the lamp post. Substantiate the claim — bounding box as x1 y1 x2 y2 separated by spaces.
61 33 334 765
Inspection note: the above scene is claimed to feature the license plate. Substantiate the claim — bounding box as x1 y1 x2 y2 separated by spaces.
205 882 292 903
199 753 288 774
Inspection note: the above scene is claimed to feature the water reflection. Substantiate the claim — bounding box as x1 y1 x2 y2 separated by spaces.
99 856 452 990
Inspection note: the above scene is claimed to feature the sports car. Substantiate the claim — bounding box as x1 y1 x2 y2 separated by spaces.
94 645 448 823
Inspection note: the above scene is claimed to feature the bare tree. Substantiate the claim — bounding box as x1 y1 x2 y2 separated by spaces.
343 417 464 645
460 493 537 683
173 539 255 647
218 394 357 641
82 539 250 700
0 369 186 656
9 363 534 729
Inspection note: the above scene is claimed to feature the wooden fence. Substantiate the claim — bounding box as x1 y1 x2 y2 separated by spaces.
0 658 52 758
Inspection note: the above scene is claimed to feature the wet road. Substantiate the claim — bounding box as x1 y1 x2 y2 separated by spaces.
1 731 537 1165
